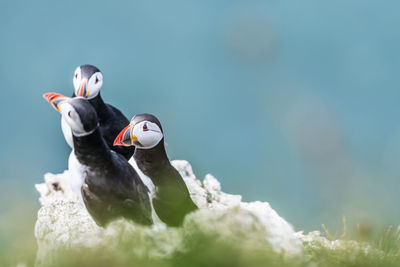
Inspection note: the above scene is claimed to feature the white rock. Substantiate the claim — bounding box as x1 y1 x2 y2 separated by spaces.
35 160 304 264
239 201 302 255
35 171 78 205
171 160 209 208
295 230 382 257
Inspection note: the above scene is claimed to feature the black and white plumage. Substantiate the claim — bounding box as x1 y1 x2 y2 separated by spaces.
48 64 134 201
114 114 198 227
44 96 153 227
64 64 135 160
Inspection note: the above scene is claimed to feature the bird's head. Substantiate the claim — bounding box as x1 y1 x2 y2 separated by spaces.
43 92 98 136
73 64 103 99
114 114 164 149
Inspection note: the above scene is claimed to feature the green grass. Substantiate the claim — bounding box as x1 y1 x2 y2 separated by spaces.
1 191 400 267
2 215 400 267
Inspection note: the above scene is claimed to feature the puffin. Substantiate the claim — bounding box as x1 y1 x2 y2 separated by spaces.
114 114 198 227
43 95 153 227
66 64 135 160
44 65 134 201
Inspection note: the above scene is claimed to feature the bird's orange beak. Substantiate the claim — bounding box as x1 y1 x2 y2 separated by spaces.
113 124 136 146
43 92 70 112
77 80 89 97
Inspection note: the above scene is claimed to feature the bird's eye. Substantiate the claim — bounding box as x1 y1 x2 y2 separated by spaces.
74 73 78 79
68 111 72 118
143 123 148 131
95 76 99 84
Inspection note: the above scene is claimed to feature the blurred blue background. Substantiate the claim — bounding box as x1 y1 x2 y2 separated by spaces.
1 0 400 232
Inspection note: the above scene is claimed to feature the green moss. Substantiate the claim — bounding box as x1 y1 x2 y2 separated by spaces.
3 224 400 267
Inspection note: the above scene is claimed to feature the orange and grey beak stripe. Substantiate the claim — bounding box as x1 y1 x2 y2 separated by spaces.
77 80 88 97
114 124 136 147
43 92 70 112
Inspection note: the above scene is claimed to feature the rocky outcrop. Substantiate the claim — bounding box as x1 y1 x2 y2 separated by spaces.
39 160 375 265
